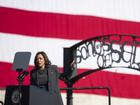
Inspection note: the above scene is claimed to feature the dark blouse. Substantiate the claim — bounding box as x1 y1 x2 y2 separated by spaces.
35 68 48 90
37 69 48 86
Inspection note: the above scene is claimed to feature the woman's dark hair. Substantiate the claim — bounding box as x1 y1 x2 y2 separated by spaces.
34 51 51 69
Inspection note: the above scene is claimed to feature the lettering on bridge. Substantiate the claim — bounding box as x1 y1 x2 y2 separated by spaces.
74 35 140 70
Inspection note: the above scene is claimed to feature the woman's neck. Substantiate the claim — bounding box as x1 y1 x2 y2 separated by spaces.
39 65 45 70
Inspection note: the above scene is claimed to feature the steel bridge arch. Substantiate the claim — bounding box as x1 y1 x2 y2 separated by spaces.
63 34 140 105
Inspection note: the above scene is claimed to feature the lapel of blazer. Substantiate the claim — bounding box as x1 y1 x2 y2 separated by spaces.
47 65 53 93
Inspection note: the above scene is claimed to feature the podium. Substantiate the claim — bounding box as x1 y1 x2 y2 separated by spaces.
4 85 63 105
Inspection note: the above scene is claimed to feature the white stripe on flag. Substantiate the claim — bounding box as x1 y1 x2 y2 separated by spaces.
1 32 140 75
0 32 79 66
70 93 140 105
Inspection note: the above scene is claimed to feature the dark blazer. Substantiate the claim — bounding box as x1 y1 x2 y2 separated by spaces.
30 65 64 105
30 65 61 95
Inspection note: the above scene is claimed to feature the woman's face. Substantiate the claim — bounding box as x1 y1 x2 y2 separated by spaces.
36 54 45 69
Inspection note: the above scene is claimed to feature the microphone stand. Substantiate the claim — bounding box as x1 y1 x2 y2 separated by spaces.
16 69 29 105
17 69 23 105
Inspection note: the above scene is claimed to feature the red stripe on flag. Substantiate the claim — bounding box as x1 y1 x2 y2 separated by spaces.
1 62 140 99
73 70 140 99
1 7 140 39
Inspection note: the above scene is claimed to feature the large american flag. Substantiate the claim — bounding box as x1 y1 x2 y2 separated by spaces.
1 0 140 105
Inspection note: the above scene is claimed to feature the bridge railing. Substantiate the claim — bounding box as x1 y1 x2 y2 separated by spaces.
61 86 111 105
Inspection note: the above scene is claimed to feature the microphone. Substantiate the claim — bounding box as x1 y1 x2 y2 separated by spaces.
17 71 29 81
